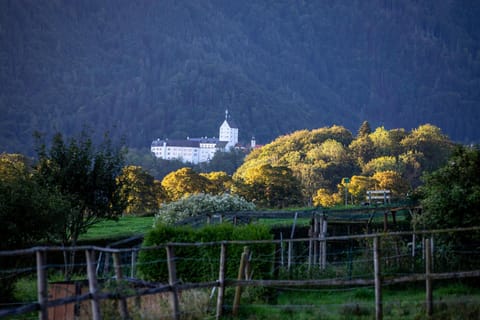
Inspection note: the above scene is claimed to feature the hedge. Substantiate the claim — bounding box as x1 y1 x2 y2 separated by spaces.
138 223 274 283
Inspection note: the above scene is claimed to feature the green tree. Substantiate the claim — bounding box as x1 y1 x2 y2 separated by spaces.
418 145 480 229
416 145 480 269
357 120 372 138
199 149 246 175
161 167 212 201
34 131 126 278
0 153 61 249
0 154 66 301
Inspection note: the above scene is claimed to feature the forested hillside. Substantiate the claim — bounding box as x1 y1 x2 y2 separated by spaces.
1 0 480 155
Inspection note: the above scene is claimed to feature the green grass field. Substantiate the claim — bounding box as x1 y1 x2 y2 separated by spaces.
232 282 480 320
79 215 155 241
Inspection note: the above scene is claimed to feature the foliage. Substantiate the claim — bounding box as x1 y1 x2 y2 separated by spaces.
416 145 480 269
372 171 410 198
116 165 165 216
0 153 60 249
235 124 453 206
233 164 302 208
197 149 247 176
34 130 126 246
199 171 233 195
312 188 341 207
0 153 62 301
154 193 255 226
362 156 398 175
417 145 480 229
346 175 375 203
161 167 212 201
401 124 454 171
138 223 274 283
34 130 126 280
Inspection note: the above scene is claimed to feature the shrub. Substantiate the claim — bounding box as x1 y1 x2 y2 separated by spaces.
154 193 255 225
138 224 274 283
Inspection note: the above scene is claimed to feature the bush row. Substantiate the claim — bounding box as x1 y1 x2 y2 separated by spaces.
138 223 274 283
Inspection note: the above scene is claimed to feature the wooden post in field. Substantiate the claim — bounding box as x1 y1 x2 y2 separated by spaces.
287 240 293 271
287 212 298 271
216 243 227 320
280 232 284 268
36 249 48 320
425 238 433 317
113 252 129 320
411 232 416 271
86 250 101 320
313 216 319 267
308 223 313 269
318 216 323 267
373 236 382 320
130 250 137 278
232 246 249 317
320 217 328 269
103 252 111 275
166 245 180 320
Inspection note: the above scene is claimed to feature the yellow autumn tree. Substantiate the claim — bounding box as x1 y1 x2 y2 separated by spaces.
372 170 410 197
161 167 212 201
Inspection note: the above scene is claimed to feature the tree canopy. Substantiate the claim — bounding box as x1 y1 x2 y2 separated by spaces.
34 131 126 246
234 124 454 206
418 145 480 229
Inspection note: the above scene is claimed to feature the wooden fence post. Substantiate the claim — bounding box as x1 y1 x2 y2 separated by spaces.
320 217 328 269
287 212 298 271
36 249 48 320
232 246 249 317
313 216 319 267
373 236 382 320
166 245 180 320
130 250 137 278
85 249 101 320
287 240 293 271
425 238 433 317
280 232 284 268
216 242 227 320
113 252 129 320
318 216 323 268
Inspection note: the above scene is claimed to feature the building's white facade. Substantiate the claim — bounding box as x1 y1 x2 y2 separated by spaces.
150 111 238 164
219 110 239 150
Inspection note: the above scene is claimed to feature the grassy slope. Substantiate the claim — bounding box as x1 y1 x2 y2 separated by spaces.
79 216 154 241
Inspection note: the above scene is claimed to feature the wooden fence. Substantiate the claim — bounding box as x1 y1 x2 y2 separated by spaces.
1 226 480 320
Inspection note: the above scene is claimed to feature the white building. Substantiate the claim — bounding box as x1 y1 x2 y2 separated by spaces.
150 110 239 164
219 110 238 150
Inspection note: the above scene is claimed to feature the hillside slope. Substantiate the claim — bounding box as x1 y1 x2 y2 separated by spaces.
1 0 479 155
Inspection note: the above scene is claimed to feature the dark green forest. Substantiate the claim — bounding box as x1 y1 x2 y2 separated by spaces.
1 0 480 155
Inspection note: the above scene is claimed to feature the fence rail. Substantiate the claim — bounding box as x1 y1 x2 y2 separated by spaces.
1 226 480 320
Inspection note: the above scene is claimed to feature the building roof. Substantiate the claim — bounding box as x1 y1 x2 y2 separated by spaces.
151 138 228 148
